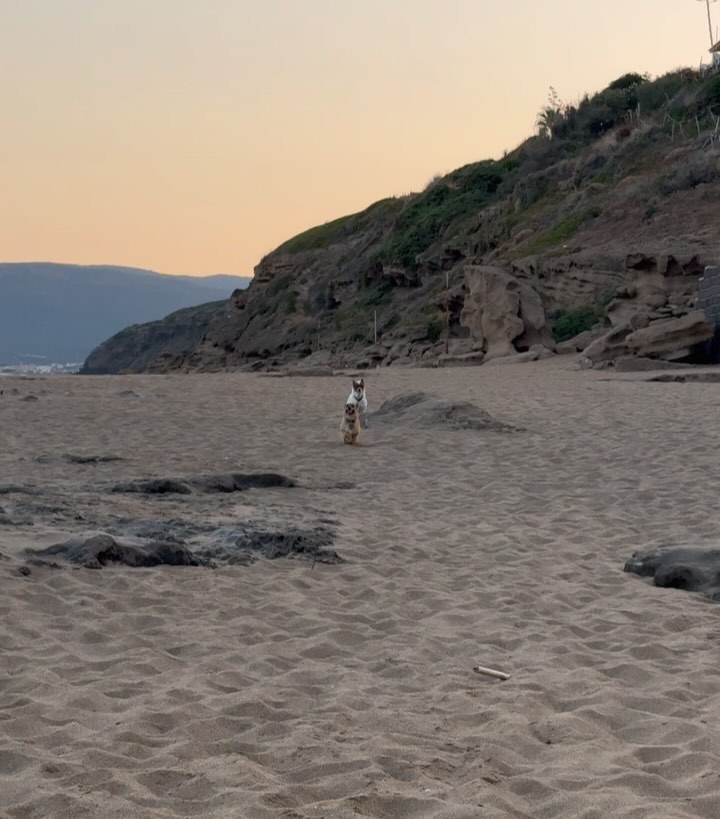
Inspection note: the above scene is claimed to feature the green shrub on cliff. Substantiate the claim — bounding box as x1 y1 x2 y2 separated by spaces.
426 318 443 344
552 291 616 341
275 197 404 255
517 206 602 255
552 306 599 341
382 160 508 269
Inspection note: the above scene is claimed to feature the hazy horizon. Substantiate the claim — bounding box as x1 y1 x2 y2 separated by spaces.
2 0 715 277
0 261 249 280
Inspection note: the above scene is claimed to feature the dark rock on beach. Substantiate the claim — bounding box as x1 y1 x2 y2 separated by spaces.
33 453 124 465
109 478 193 495
647 371 720 383
26 532 205 569
107 472 297 495
23 520 342 570
192 524 342 566
624 547 720 601
369 392 520 432
0 505 33 526
190 473 297 493
0 485 43 496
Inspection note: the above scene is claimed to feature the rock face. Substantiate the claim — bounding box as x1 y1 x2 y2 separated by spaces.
85 246 718 374
556 328 606 355
460 266 554 357
82 300 227 374
584 311 713 365
606 253 703 327
435 351 486 367
583 314 650 363
625 312 715 360
483 344 555 365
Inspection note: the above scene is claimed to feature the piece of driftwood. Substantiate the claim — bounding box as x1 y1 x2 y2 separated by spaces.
473 665 510 681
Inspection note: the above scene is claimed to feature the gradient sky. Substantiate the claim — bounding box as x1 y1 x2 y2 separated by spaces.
1 0 715 277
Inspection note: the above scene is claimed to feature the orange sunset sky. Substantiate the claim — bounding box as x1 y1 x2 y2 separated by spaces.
1 0 716 277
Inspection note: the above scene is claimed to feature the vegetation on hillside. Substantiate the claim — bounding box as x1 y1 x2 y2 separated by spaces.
535 69 720 145
251 66 720 354
274 197 403 255
551 291 617 342
85 64 720 373
275 68 720 273
380 160 510 269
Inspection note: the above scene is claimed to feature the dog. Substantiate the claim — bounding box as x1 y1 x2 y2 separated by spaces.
340 402 361 445
346 378 368 428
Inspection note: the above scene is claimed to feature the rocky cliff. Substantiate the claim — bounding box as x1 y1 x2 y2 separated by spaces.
81 300 228 374
85 69 720 373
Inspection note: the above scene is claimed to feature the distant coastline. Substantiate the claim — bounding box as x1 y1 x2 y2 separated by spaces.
0 263 250 367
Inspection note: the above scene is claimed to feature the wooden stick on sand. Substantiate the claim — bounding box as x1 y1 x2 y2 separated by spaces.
473 665 510 681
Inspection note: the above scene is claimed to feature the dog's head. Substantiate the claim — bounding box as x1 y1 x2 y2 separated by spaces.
344 402 358 419
352 378 365 400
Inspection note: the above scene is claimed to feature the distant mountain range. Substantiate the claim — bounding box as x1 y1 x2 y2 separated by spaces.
0 263 250 365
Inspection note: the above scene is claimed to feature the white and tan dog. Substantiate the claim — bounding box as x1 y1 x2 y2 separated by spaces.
339 402 361 445
346 378 368 429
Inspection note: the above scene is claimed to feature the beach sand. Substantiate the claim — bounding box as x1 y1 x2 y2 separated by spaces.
2 359 720 818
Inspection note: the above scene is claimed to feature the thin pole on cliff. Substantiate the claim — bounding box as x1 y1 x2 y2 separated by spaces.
373 310 377 345
699 0 719 50
445 270 450 355
706 0 715 49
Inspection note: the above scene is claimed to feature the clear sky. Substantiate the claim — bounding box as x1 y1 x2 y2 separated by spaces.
1 0 714 277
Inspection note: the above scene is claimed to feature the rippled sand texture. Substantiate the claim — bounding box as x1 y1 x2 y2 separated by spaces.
2 360 720 818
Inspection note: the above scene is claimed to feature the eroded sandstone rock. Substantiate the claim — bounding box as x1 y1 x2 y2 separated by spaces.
460 266 553 357
582 314 650 363
625 311 714 361
556 328 606 355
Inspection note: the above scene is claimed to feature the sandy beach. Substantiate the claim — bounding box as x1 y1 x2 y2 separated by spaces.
2 359 720 818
